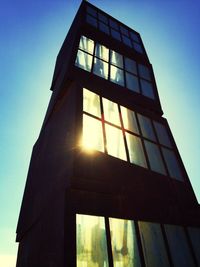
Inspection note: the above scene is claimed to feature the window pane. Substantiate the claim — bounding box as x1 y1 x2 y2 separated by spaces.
102 98 121 126
95 43 109 61
83 88 101 118
138 64 151 81
110 50 123 68
130 31 140 43
134 43 144 54
75 50 92 72
110 65 124 86
79 36 94 54
126 133 147 168
153 121 172 148
105 124 127 161
109 19 119 30
122 35 132 47
98 13 108 24
93 58 108 79
124 57 137 74
121 106 139 134
111 28 121 41
99 22 110 35
144 140 167 175
140 80 155 99
165 225 195 267
138 222 170 267
109 218 141 267
76 214 109 267
120 25 129 36
82 114 104 152
86 6 97 17
188 227 200 266
138 114 156 141
162 148 183 181
86 14 98 28
126 72 140 93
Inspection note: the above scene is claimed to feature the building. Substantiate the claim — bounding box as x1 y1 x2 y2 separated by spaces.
16 1 200 266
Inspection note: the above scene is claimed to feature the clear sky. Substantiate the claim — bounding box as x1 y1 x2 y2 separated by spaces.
0 0 200 266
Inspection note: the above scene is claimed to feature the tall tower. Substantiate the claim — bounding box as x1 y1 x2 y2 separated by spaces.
16 1 200 267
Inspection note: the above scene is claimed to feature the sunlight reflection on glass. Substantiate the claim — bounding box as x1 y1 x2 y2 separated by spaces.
83 88 101 118
82 114 104 152
102 98 121 126
79 36 94 54
110 65 124 86
75 50 93 72
109 218 141 267
105 124 127 161
121 107 139 134
95 43 109 62
77 214 109 267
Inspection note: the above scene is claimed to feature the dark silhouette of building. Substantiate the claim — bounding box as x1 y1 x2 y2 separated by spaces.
16 1 200 266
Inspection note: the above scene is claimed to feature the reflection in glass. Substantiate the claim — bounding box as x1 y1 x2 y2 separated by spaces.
121 107 139 134
109 218 141 267
162 148 183 181
110 65 124 86
75 50 93 72
126 73 140 93
138 222 170 267
105 124 127 161
82 114 104 152
93 58 109 79
153 121 172 148
124 58 137 74
122 36 132 47
140 80 155 99
165 225 195 267
95 43 109 62
130 32 140 43
111 29 121 41
126 133 147 168
83 88 101 118
134 43 143 54
86 14 98 28
76 214 109 267
188 227 200 266
79 36 94 54
138 64 151 81
98 13 108 24
99 22 110 35
102 98 120 126
144 140 166 175
110 50 123 68
138 114 156 141
86 6 97 17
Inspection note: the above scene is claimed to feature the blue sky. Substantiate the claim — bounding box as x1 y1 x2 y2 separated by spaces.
0 0 200 265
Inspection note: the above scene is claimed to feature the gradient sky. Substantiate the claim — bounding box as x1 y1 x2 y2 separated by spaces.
0 0 200 266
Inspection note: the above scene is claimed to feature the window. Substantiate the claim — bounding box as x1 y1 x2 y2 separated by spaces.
76 36 155 100
138 221 170 267
188 227 200 266
76 215 197 267
164 225 196 267
85 7 144 55
82 88 184 181
76 214 109 267
109 218 141 267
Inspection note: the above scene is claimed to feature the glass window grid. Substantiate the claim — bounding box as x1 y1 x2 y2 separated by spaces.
85 9 144 54
82 89 183 180
76 214 199 267
77 36 154 99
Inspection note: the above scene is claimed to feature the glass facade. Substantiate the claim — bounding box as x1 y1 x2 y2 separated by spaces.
77 215 200 267
75 36 155 100
82 88 183 181
86 6 144 54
